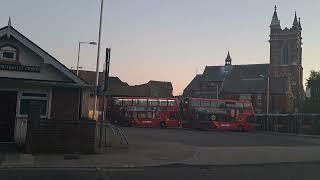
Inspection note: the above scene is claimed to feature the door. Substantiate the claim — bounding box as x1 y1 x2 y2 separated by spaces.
0 91 17 142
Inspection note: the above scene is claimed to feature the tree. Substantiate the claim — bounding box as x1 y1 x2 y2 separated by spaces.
304 70 320 113
306 70 320 88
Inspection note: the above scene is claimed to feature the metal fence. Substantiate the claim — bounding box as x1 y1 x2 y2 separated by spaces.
255 114 320 136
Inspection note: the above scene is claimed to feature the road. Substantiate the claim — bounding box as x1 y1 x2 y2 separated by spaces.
122 127 320 147
2 127 320 179
1 162 320 180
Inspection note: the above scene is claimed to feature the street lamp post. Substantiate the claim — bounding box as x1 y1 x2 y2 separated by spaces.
260 75 270 131
259 75 270 115
266 76 270 115
76 41 97 75
216 84 219 99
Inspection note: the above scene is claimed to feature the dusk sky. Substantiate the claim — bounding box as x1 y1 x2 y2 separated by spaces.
0 0 319 95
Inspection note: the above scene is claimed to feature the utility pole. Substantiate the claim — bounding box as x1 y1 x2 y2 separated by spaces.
93 0 104 121
99 48 111 148
216 84 219 99
266 76 270 115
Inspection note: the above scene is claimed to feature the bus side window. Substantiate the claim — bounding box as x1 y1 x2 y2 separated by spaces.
132 112 137 118
168 100 177 106
147 112 152 118
200 101 210 108
132 99 138 106
149 99 159 106
226 103 235 109
191 100 200 108
216 102 225 109
154 111 160 118
170 112 180 120
243 102 252 110
236 102 244 111
138 99 147 106
159 100 168 106
123 99 133 106
138 112 147 118
211 101 217 108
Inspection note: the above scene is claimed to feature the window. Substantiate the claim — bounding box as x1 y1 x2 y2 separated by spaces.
154 111 160 118
0 46 17 60
168 100 177 106
257 95 262 106
282 45 289 64
215 102 225 109
148 99 159 106
132 112 137 118
138 112 149 118
131 99 138 106
211 101 218 108
159 100 168 106
243 102 252 110
190 100 200 107
239 94 252 101
200 100 210 107
225 103 236 109
19 93 48 117
123 99 132 106
236 102 244 110
138 99 147 106
2 52 14 59
169 112 180 120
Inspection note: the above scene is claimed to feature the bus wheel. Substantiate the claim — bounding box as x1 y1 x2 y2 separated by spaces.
160 122 167 129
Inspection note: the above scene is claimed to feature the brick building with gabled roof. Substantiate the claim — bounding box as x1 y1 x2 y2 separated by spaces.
75 70 174 119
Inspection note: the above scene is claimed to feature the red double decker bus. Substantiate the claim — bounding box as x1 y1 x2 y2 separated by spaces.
110 97 182 128
181 98 255 131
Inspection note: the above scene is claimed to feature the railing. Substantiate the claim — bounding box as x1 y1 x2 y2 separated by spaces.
108 123 129 145
255 114 320 136
97 122 129 147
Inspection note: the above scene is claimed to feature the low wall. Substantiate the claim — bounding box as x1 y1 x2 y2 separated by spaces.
26 119 98 154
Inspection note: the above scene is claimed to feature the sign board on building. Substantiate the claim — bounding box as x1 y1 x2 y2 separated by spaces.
0 63 40 73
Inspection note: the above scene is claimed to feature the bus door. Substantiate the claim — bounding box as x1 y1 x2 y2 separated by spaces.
181 99 192 128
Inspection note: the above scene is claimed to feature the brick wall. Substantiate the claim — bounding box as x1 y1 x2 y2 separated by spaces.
26 119 97 154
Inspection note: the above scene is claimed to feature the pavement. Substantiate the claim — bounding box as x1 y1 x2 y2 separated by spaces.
1 127 320 168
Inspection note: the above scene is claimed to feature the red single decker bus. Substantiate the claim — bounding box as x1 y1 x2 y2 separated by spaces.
181 98 255 131
110 97 182 128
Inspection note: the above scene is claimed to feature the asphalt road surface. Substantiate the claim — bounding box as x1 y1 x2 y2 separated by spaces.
1 162 320 180
122 127 320 147
2 128 320 179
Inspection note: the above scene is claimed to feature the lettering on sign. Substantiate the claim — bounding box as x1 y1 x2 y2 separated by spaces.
0 63 40 73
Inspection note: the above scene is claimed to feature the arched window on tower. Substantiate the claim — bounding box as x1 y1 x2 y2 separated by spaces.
282 45 290 65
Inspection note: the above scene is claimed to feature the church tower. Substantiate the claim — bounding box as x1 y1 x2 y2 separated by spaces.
269 6 304 112
225 51 232 66
270 6 302 66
